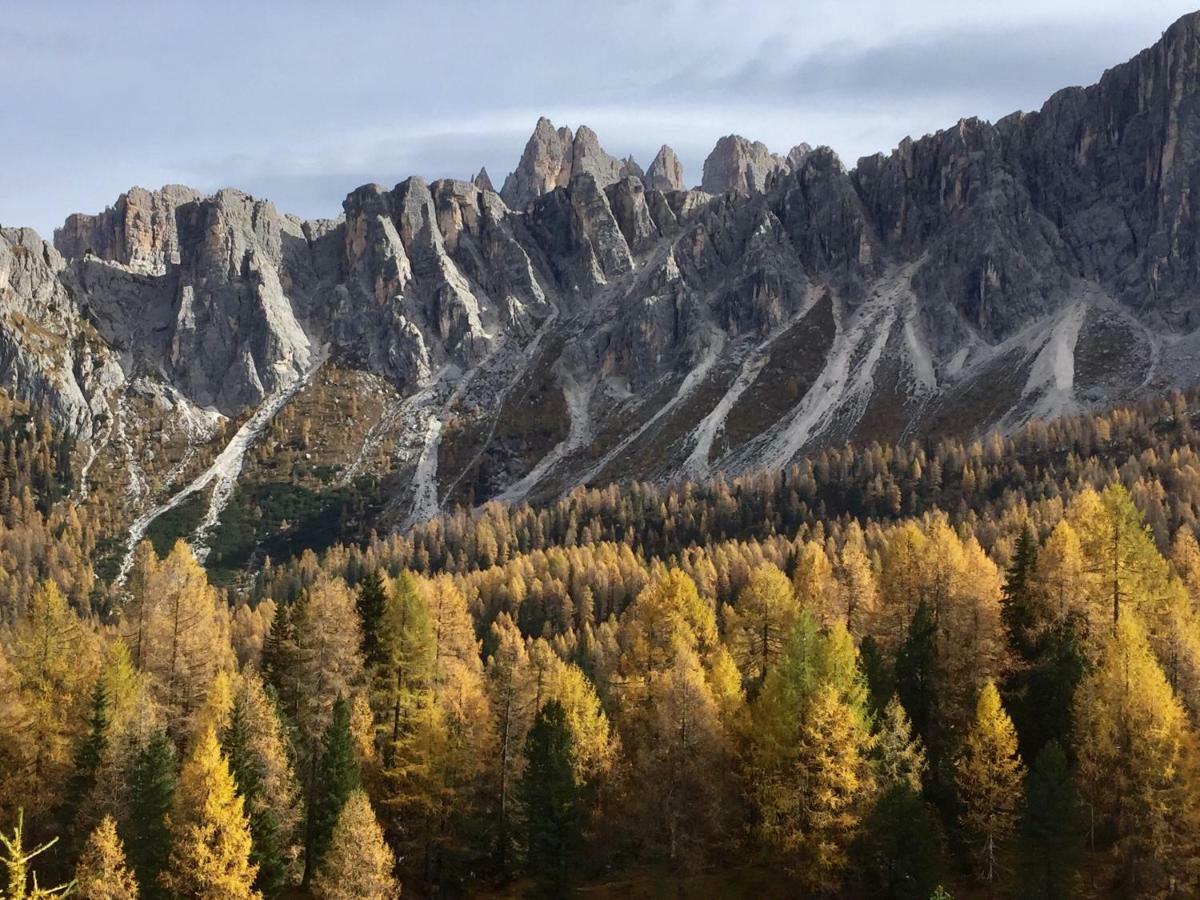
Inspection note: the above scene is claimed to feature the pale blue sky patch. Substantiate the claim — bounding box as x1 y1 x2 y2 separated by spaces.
1 0 1195 235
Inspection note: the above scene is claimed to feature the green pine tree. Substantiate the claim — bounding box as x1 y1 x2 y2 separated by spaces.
522 701 580 897
859 634 893 717
120 729 176 900
895 600 938 760
225 689 288 897
356 568 389 671
61 678 109 850
1009 616 1085 760
70 679 108 799
262 599 303 731
1002 524 1041 660
1020 741 1080 899
304 696 360 884
860 781 942 899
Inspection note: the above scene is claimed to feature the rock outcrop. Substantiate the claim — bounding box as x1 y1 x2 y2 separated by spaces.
64 188 318 414
701 135 788 195
472 167 495 193
500 118 629 209
499 118 574 209
645 145 686 192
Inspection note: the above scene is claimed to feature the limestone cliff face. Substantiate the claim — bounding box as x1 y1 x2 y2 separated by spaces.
0 228 122 438
5 13 1200 525
1003 10 1200 330
55 185 203 275
63 188 317 414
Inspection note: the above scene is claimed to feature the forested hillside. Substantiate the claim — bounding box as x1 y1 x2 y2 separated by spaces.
4 390 1200 897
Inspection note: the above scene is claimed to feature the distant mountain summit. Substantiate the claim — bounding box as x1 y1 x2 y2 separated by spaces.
5 11 1200 568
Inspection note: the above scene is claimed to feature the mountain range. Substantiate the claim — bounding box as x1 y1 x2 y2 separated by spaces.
5 11 1200 572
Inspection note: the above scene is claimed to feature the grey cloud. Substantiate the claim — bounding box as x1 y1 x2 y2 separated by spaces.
665 19 1145 118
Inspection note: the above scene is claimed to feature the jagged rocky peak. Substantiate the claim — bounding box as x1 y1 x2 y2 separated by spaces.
645 145 686 192
605 176 661 256
54 184 203 274
472 167 496 192
58 184 320 416
168 189 317 411
701 134 788 195
619 155 644 179
499 117 573 209
500 117 628 209
571 125 625 185
786 143 813 169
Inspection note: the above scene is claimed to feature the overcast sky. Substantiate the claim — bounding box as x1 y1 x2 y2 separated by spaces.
2 1 1197 236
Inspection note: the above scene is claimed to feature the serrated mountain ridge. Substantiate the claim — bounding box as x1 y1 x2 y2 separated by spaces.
5 12 1200 564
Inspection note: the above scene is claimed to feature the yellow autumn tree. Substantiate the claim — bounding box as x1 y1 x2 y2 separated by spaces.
98 639 145 738
1035 519 1088 623
792 540 837 623
954 680 1024 884
0 807 74 899
1075 612 1199 895
876 695 927 791
4 579 96 819
224 670 303 889
705 644 746 731
1172 528 1200 609
1068 485 1172 635
634 644 728 866
525 639 614 780
725 562 799 685
194 669 237 742
423 573 481 673
293 575 366 752
384 574 491 884
74 815 138 900
484 614 535 868
616 568 717 683
877 520 934 646
0 645 28 824
122 541 234 738
792 682 875 891
752 619 875 891
161 727 260 900
312 790 398 900
835 523 877 634
929 521 1007 726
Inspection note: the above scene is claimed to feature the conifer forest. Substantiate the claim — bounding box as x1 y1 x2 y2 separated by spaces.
5 389 1200 897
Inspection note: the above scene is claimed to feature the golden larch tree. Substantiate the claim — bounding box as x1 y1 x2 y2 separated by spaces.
74 814 138 900
4 579 96 819
312 789 398 900
122 541 234 738
725 562 799 685
1075 611 1199 895
161 727 260 900
954 680 1024 884
791 682 876 892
